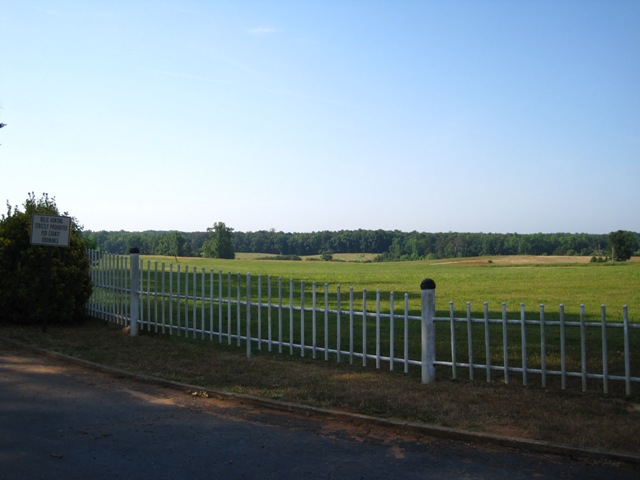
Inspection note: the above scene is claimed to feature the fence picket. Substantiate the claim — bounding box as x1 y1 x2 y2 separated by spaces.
161 263 166 334
169 264 174 335
257 275 262 349
450 301 457 380
277 277 283 354
218 270 223 343
311 282 316 359
520 303 527 386
146 261 151 331
540 304 546 388
267 275 272 351
227 271 232 345
325 284 330 362
580 304 587 392
336 285 342 364
376 290 382 369
624 305 631 395
404 293 409 374
362 289 367 367
301 281 306 357
192 267 197 339
484 302 491 383
601 305 608 394
468 302 474 381
193 268 198 337
209 269 214 342
349 287 354 365
201 268 205 340
560 304 566 389
289 278 294 355
501 302 509 384
389 292 395 372
236 273 241 347
246 273 251 357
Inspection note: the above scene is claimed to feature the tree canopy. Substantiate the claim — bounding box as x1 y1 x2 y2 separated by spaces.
609 230 636 261
202 222 235 259
84 228 640 261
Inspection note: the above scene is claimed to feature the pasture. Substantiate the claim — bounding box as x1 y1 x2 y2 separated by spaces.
139 254 639 322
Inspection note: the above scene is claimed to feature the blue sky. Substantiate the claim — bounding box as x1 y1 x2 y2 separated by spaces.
1 0 638 234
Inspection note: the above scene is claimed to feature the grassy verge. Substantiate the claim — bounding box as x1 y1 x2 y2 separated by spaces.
2 317 639 456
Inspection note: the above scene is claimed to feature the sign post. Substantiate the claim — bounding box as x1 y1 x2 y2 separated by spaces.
30 214 72 332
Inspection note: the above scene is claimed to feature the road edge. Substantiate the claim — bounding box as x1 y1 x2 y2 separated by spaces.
2 336 639 467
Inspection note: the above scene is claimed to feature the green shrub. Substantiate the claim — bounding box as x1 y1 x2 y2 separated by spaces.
257 254 302 261
0 193 92 326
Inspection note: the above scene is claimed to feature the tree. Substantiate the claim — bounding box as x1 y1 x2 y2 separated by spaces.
202 222 235 259
0 193 92 326
157 231 188 260
609 230 636 261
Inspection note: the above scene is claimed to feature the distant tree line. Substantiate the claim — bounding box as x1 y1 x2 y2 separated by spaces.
84 230 208 258
83 229 640 261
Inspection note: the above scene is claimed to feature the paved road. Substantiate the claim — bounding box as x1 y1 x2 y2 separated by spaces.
0 346 638 480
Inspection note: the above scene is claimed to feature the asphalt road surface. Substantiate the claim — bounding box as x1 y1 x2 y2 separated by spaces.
1 345 638 480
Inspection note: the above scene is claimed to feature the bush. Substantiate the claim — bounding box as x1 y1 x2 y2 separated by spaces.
0 193 92 327
257 255 302 261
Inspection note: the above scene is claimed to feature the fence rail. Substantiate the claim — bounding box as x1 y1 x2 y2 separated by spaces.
87 250 639 395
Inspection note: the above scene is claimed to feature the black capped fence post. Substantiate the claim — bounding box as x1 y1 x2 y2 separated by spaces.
420 278 436 384
129 247 140 337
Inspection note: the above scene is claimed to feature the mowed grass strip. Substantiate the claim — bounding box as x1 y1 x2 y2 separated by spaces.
2 317 639 456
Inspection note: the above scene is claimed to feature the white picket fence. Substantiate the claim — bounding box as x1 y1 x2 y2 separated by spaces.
87 250 639 395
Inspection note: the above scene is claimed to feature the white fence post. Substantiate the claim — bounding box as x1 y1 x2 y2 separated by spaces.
420 278 436 384
129 248 140 337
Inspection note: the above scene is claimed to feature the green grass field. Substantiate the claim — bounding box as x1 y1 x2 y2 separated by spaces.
136 254 639 322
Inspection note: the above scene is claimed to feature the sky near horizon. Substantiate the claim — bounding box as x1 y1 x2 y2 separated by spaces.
1 1 638 234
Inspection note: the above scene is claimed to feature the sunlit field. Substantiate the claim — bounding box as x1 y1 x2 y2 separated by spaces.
138 254 639 322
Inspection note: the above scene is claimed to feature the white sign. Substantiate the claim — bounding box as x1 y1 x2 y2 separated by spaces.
30 214 71 248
